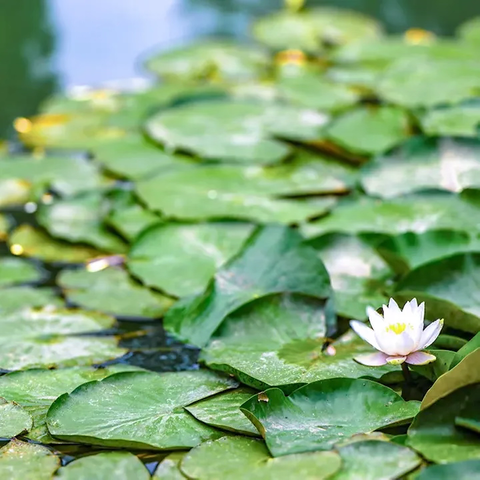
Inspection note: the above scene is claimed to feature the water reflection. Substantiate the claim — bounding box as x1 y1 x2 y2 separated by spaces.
0 0 57 138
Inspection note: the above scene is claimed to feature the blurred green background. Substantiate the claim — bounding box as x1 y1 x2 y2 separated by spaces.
2 0 480 138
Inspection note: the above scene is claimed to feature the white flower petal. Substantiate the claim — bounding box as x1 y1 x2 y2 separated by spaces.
416 302 425 323
419 319 444 349
350 321 380 350
386 355 406 365
406 351 436 365
366 306 384 333
411 302 425 349
383 299 400 323
388 298 400 311
354 352 388 366
384 330 415 356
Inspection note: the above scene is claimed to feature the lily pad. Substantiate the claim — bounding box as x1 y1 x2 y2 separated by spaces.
458 17 480 44
46 370 238 449
152 453 186 480
0 307 126 371
145 41 269 83
408 383 480 463
0 398 32 438
165 225 332 347
0 286 62 314
181 436 341 480
308 234 392 319
241 378 419 456
303 193 480 238
252 8 381 52
0 439 60 480
128 222 254 297
362 137 480 198
421 103 480 137
326 106 409 155
396 253 480 333
331 440 421 480
37 193 127 254
145 100 328 164
202 296 397 389
416 459 480 480
9 225 102 263
0 258 43 287
186 388 259 436
58 267 173 318
54 452 150 480
0 365 140 443
0 178 32 207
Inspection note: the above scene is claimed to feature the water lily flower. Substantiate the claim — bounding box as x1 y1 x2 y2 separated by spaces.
350 298 443 366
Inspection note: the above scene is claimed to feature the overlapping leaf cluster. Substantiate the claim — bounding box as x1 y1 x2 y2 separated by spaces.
1 5 480 479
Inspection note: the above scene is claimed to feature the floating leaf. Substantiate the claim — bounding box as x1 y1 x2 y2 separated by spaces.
0 258 43 287
331 440 421 480
0 178 31 207
152 453 186 480
0 365 140 443
146 100 328 164
0 286 62 314
421 103 480 137
54 452 150 480
408 383 480 463
58 267 173 318
9 225 101 263
362 137 480 197
458 17 480 44
186 388 259 436
0 307 126 371
396 253 480 333
0 440 59 480
47 370 237 449
241 378 419 456
181 436 341 480
202 296 397 389
165 225 332 347
128 222 254 297
145 41 269 83
107 203 161 242
308 234 392 319
0 398 32 438
326 106 409 155
416 459 480 480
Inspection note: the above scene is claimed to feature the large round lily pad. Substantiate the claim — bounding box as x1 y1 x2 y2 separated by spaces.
181 436 341 480
0 398 32 438
241 378 419 456
58 267 173 318
128 222 254 297
0 286 62 314
47 370 238 449
55 452 150 480
421 103 480 137
0 258 43 287
416 460 480 480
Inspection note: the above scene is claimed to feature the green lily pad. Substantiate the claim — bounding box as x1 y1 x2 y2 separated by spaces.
458 17 480 44
181 436 341 480
0 286 62 314
128 222 254 298
0 439 60 480
378 57 480 108
303 193 480 238
308 234 392 319
152 453 186 480
0 258 43 287
409 349 456 383
331 440 421 480
376 230 480 275
408 383 480 463
145 100 328 164
37 193 127 254
165 225 332 347
0 307 126 371
46 370 238 449
145 41 269 83
421 103 480 137
241 378 419 456
396 253 480 333
362 137 480 198
422 349 480 410
0 398 32 438
416 459 480 480
58 267 173 318
202 296 397 389
9 225 102 263
452 332 480 368
0 365 140 443
252 8 381 52
326 106 409 155
54 452 150 480
186 388 259 436
0 178 32 207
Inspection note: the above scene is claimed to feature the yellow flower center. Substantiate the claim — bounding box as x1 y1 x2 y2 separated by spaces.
387 323 407 335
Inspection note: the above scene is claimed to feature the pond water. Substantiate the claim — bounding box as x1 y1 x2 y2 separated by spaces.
2 0 480 138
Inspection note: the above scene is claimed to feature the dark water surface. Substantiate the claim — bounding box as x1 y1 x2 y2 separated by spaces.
2 0 480 138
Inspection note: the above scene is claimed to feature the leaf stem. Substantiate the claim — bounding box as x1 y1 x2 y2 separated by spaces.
401 362 412 384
